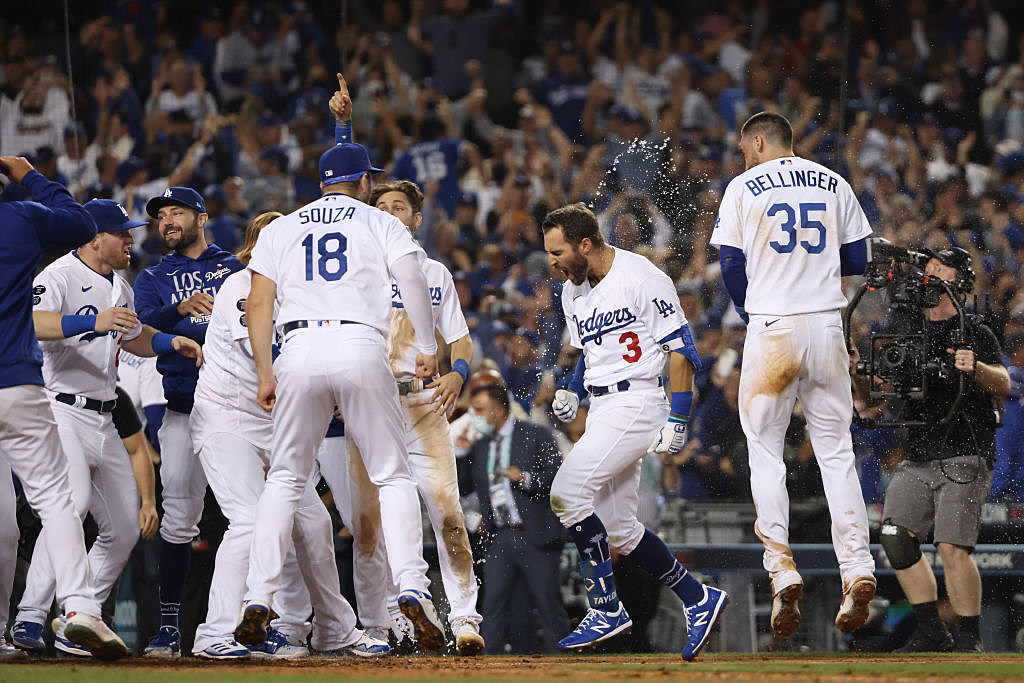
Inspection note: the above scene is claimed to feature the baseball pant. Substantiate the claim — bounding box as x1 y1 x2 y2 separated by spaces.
157 408 207 544
0 384 100 617
317 436 396 633
403 389 480 626
0 450 19 628
740 311 875 595
193 415 348 651
550 384 667 555
319 388 482 630
246 325 428 611
18 401 139 624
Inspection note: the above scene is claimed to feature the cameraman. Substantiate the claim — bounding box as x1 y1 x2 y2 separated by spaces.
855 248 1009 653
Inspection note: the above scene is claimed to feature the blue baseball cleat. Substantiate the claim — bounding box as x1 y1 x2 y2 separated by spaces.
10 621 45 654
249 628 308 660
397 590 445 652
681 585 729 661
557 604 632 650
143 625 181 659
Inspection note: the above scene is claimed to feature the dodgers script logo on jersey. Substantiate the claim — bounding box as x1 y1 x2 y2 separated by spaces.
574 306 638 345
391 283 442 308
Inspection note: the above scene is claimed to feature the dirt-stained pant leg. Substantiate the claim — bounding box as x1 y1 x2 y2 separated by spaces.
796 313 874 588
739 315 804 596
403 390 481 626
317 434 396 632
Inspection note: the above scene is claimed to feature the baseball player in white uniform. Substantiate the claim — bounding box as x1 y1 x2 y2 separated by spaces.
11 199 201 655
710 111 876 641
191 211 385 659
317 179 483 655
542 203 726 661
235 142 446 651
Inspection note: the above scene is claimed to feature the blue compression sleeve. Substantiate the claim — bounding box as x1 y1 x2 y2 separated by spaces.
568 354 586 396
452 358 469 382
840 237 868 276
61 314 96 337
335 120 353 144
670 391 693 422
151 332 175 355
718 245 748 308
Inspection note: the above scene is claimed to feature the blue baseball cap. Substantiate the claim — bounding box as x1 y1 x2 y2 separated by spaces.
84 199 148 233
319 143 384 185
145 186 207 218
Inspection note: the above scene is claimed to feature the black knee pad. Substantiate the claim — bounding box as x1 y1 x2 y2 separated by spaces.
880 519 921 570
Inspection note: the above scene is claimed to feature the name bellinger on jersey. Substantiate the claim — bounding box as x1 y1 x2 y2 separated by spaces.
711 156 872 316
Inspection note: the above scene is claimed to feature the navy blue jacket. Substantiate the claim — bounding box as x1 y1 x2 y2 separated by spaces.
0 171 97 389
134 245 242 412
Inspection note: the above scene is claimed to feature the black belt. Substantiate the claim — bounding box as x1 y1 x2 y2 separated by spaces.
282 319 359 334
397 379 423 395
55 393 116 413
586 377 663 397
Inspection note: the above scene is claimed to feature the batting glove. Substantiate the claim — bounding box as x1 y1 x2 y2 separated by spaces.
649 416 688 455
552 389 580 423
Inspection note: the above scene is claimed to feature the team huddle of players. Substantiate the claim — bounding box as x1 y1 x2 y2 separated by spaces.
1 79 880 663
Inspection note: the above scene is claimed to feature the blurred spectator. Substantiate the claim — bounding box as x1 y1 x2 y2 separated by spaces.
57 122 100 199
213 4 297 106
0 57 70 155
459 384 569 654
392 113 481 217
146 55 217 125
993 334 1024 501
408 0 517 100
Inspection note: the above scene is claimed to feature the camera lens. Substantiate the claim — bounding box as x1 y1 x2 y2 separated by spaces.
884 346 906 367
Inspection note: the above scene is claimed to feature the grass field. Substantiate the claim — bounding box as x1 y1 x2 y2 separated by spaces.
2 653 1024 683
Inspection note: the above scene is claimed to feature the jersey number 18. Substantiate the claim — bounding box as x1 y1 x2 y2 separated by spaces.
302 231 348 281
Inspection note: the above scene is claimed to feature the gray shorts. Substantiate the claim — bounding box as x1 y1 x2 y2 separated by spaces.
881 455 993 549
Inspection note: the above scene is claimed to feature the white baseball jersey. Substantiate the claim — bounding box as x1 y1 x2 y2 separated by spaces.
247 193 426 335
562 248 687 388
710 155 873 316
116 351 165 419
33 252 142 401
388 259 469 381
194 269 270 421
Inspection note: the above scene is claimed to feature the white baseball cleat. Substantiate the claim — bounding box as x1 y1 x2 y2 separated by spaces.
835 576 876 634
770 583 803 641
452 617 485 656
60 612 130 661
196 639 250 660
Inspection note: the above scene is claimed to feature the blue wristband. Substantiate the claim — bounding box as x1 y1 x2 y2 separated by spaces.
151 332 175 355
60 314 96 337
335 120 353 144
669 390 693 422
452 358 469 382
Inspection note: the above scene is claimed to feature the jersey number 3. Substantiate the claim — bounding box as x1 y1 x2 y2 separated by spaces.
302 232 348 281
768 202 826 254
620 332 642 363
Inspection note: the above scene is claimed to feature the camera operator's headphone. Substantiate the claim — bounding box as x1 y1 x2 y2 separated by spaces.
923 247 975 296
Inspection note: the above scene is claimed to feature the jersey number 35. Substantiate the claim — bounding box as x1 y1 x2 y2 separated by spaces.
768 202 826 255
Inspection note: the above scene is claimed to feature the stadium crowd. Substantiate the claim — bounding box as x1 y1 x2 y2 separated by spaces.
4 0 1024 507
